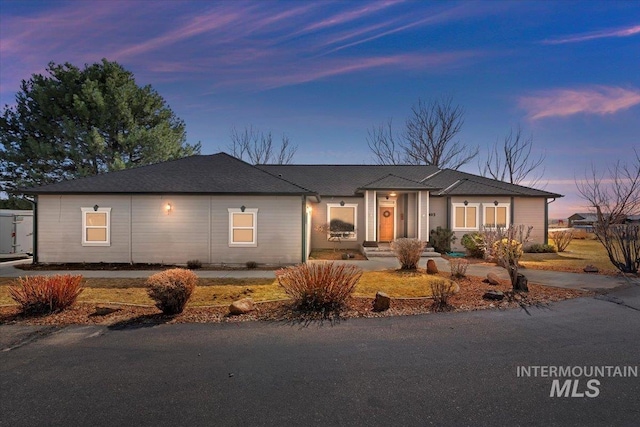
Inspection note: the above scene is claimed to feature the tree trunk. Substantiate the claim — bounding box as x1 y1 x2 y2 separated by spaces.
514 273 529 292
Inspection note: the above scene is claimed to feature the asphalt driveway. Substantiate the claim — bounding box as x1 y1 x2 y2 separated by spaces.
1 285 639 427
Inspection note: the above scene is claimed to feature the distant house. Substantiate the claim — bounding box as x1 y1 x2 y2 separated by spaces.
21 153 562 264
568 213 598 228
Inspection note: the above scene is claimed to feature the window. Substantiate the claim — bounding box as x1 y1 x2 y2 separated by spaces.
452 203 479 230
81 207 111 246
228 208 258 247
484 204 510 228
326 203 357 240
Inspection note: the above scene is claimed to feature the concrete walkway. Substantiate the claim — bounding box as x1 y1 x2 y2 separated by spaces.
1 257 637 291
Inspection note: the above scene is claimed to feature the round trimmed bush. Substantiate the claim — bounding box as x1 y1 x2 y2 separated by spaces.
146 268 198 315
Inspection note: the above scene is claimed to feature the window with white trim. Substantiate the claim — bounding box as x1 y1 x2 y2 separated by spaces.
452 203 479 230
483 203 510 228
326 203 357 240
81 207 111 246
228 208 258 247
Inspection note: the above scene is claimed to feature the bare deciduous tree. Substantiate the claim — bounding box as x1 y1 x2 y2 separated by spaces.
481 225 533 291
228 126 297 164
576 150 640 274
368 97 478 169
480 125 546 187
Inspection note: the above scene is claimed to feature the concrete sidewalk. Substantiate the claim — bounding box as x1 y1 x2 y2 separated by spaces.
1 257 637 291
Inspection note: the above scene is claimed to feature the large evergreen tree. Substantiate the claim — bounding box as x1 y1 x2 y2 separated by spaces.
0 59 200 192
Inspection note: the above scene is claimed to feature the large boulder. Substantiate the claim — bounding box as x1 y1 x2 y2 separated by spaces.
486 272 501 286
483 290 505 301
426 259 439 274
229 298 256 315
372 291 391 312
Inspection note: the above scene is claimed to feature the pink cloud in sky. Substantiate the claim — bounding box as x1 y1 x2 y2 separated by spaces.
542 24 640 44
519 86 640 120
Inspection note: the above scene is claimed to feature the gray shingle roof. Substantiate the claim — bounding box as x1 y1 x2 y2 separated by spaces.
426 169 562 198
21 152 562 199
257 164 441 196
22 153 314 195
358 174 436 190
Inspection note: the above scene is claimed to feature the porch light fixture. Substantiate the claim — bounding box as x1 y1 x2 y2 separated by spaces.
93 204 99 211
165 203 172 214
340 200 345 206
390 192 397 197
241 205 246 212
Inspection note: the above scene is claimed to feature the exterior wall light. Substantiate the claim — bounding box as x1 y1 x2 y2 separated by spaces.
494 200 499 206
165 203 172 214
241 205 246 212
340 201 345 206
389 192 397 197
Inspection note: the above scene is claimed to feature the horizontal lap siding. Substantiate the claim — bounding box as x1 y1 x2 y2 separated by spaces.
38 195 131 263
132 196 209 264
210 195 302 264
513 197 546 245
37 194 303 265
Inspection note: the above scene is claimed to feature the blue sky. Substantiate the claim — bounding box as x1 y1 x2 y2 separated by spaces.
1 0 639 218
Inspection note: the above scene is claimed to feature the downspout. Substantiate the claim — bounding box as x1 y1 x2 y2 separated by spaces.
21 196 37 264
510 197 515 225
301 195 307 263
546 198 556 245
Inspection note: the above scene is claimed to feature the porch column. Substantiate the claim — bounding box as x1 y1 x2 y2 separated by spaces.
418 191 430 241
365 190 376 241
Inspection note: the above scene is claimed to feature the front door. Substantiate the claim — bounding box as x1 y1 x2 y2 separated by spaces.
378 206 394 242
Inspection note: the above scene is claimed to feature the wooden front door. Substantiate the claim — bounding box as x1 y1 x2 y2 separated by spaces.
378 207 394 242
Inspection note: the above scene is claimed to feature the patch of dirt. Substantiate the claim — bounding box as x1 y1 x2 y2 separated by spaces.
16 263 281 271
308 249 367 261
0 274 591 326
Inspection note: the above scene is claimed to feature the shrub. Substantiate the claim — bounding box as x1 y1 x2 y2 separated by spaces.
146 268 198 315
461 233 484 258
525 243 557 253
430 279 456 311
9 275 84 314
187 259 202 269
549 229 574 252
492 238 523 266
450 258 469 278
275 262 362 311
390 238 425 270
246 261 258 269
429 227 456 253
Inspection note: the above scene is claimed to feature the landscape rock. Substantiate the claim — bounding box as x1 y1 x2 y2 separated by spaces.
229 298 256 315
372 291 391 312
584 265 599 273
514 273 529 292
94 305 122 316
426 259 439 274
482 290 505 301
486 273 501 286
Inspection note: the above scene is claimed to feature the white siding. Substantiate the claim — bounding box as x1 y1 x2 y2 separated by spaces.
366 191 376 241
37 194 303 265
419 191 430 241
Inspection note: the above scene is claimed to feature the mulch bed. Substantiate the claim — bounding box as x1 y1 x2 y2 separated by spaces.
0 273 591 327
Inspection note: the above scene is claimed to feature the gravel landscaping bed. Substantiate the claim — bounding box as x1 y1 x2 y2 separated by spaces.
0 274 590 326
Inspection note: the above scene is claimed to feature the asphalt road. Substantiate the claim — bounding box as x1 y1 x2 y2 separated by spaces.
1 287 639 427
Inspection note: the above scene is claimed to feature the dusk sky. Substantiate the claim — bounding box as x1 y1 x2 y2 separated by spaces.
1 0 639 219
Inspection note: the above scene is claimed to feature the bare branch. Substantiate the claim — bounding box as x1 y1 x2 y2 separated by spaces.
367 119 401 165
480 125 546 187
228 126 297 164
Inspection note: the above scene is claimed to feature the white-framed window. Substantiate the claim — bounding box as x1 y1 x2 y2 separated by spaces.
81 207 111 246
483 203 510 228
452 203 479 231
228 208 258 247
326 203 357 240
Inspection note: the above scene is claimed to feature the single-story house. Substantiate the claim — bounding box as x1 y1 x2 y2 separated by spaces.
21 153 561 264
568 213 598 228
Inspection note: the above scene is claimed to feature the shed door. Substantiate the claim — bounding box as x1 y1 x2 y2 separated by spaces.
379 207 394 242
